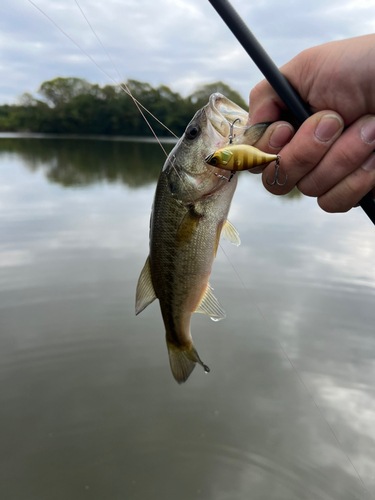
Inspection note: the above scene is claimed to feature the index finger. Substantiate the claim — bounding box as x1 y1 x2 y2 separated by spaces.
248 79 288 125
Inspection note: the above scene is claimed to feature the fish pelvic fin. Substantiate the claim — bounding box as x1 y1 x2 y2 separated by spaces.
166 340 210 384
135 256 157 315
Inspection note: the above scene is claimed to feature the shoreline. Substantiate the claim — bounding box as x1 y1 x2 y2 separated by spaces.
0 132 178 144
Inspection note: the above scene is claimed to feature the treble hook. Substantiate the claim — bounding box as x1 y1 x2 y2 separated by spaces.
223 118 241 182
228 118 241 144
265 156 287 187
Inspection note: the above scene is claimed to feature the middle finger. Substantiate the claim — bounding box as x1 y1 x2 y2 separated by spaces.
298 115 375 197
261 111 344 194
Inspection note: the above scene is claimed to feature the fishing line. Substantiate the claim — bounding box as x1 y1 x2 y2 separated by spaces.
28 2 371 495
71 0 197 202
28 0 178 140
28 0 196 202
219 242 371 498
73 0 178 140
208 0 373 491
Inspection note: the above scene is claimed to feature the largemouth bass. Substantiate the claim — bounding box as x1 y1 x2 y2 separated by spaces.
135 93 269 384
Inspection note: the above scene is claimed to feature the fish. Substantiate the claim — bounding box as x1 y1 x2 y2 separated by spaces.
135 93 270 384
28 1 270 385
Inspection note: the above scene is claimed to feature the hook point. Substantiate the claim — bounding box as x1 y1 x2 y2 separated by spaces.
265 157 287 187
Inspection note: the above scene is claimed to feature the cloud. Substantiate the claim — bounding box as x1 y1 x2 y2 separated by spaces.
2 0 375 104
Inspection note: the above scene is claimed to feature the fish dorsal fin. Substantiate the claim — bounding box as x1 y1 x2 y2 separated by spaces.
221 220 241 247
135 256 157 315
194 283 226 321
241 122 270 145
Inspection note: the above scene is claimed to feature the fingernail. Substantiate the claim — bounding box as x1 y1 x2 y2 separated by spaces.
361 119 375 144
361 153 375 171
315 114 343 142
269 124 294 149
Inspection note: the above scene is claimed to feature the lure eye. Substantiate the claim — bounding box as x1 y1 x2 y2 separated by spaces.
210 157 218 166
185 124 200 140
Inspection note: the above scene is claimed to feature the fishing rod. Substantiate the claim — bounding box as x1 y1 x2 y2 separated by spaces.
208 0 375 226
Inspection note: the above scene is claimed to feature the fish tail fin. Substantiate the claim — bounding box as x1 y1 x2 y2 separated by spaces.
166 340 210 384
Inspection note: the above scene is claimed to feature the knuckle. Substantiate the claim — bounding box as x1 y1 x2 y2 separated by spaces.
318 175 360 213
249 83 264 102
297 176 321 197
317 194 349 214
336 147 358 169
342 174 360 197
287 143 316 172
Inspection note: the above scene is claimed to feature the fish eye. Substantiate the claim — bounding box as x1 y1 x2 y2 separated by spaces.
185 124 200 140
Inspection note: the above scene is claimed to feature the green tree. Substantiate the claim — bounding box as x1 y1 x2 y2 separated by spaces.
38 77 93 107
187 81 247 111
0 77 248 136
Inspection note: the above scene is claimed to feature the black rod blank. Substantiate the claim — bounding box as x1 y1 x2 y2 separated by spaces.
208 0 375 225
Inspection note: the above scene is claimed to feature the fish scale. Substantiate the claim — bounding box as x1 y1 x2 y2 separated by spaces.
136 93 269 383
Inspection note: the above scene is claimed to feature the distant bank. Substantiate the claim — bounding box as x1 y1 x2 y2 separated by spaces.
0 77 247 138
0 132 178 143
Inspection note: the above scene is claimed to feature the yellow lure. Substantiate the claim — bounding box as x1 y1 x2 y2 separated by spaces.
205 144 279 172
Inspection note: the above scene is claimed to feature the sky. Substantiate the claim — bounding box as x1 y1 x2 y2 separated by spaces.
2 0 375 105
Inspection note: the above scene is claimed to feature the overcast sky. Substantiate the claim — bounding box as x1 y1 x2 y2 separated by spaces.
2 0 375 105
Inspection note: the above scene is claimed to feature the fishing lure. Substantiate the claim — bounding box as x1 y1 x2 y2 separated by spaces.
205 144 287 186
205 144 278 172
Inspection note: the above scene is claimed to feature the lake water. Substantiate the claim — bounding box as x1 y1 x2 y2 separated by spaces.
1 135 375 500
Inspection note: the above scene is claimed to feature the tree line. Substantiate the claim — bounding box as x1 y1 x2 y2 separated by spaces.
0 78 247 137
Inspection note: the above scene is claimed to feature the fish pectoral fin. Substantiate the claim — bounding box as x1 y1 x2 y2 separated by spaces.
221 220 241 247
176 205 203 247
135 256 157 315
194 283 226 321
167 341 210 384
242 122 270 145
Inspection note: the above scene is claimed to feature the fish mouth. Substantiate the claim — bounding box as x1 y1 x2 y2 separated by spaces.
204 152 215 163
204 93 249 144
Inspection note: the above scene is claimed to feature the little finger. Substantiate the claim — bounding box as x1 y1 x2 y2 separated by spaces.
318 153 375 213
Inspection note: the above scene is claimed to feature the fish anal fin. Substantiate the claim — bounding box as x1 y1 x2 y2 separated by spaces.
194 283 226 321
221 220 241 247
167 340 210 384
176 205 203 247
135 256 157 315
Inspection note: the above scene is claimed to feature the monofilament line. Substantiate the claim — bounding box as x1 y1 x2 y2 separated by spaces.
28 0 178 140
28 2 372 495
219 244 373 499
73 0 178 140
28 0 197 203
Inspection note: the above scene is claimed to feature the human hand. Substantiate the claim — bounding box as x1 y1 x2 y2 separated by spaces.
249 34 375 212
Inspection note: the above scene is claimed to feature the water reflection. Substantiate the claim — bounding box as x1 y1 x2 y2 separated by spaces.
0 137 174 188
0 135 301 198
1 137 375 500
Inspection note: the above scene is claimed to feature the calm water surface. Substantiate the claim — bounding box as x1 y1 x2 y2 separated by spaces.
1 136 375 500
